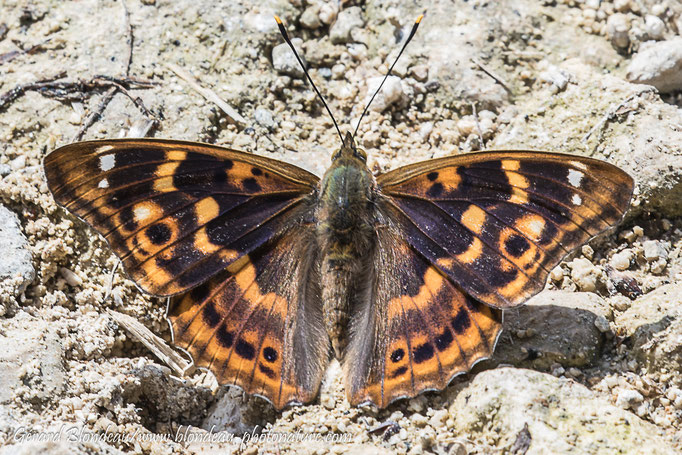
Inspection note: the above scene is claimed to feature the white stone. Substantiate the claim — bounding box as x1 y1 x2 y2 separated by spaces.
627 37 682 93
610 249 633 271
644 15 665 40
365 76 403 113
606 13 630 49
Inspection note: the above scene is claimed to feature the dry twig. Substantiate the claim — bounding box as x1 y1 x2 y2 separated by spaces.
472 57 513 95
582 87 656 143
107 309 195 377
166 62 247 128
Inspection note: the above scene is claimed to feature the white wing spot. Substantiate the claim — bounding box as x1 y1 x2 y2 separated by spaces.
567 169 584 188
134 205 152 221
572 193 582 206
570 160 588 171
99 154 116 172
98 178 109 189
529 219 544 237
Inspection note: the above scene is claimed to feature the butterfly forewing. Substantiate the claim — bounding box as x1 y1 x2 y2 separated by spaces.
344 228 502 408
168 224 329 410
44 139 319 297
377 151 634 309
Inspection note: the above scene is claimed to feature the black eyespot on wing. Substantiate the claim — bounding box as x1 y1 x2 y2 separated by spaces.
434 327 454 351
202 300 221 328
146 223 172 245
263 346 278 363
235 338 256 360
391 348 405 363
243 178 261 192
216 325 234 348
413 342 435 364
505 233 530 257
452 310 471 334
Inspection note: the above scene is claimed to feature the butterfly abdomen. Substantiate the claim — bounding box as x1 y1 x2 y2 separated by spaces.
317 154 377 359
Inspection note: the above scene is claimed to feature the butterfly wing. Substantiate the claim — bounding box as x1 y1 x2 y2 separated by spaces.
377 151 634 309
44 139 319 297
344 226 502 407
168 224 329 410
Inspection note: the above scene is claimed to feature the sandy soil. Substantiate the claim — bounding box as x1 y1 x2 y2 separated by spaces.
0 0 681 454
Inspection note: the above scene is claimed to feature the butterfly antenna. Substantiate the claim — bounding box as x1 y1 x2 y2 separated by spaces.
274 16 346 148
352 13 424 141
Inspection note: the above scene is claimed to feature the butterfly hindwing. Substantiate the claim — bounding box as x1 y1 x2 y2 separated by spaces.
167 224 329 410
44 139 319 297
377 151 634 309
344 228 502 408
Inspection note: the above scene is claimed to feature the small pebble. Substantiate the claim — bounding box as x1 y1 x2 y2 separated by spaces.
643 240 668 262
456 116 477 136
300 5 321 29
644 15 665 40
254 108 277 131
616 389 644 409
626 37 682 93
272 38 305 78
329 6 364 44
610 249 633 271
606 13 630 49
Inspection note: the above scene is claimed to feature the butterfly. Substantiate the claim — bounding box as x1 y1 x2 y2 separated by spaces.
42 16 634 410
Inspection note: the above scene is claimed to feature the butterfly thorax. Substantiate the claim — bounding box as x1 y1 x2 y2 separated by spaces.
317 137 377 359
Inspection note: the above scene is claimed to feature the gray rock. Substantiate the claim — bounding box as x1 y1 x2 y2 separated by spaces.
448 368 677 454
493 59 682 218
272 37 305 78
606 13 630 49
491 291 609 369
627 37 682 93
201 387 275 435
254 107 277 131
0 441 124 455
0 205 35 313
615 284 682 376
643 240 668 262
364 76 405 113
329 6 364 44
300 4 321 29
0 313 65 405
0 164 11 177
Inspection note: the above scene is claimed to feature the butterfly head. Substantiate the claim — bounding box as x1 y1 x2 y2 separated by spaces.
332 132 367 163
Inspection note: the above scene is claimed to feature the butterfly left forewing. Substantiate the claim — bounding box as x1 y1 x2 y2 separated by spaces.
44 139 319 297
377 151 634 309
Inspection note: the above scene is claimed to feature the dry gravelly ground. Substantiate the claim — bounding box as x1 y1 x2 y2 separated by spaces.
1 0 682 454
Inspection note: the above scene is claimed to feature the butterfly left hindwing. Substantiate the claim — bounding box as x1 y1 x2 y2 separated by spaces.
168 223 329 410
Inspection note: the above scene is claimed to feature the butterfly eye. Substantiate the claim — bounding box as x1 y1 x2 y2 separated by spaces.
354 148 367 162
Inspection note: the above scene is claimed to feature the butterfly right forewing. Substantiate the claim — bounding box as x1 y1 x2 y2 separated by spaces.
377 151 634 309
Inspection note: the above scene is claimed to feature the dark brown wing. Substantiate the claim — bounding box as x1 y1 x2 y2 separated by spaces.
377 151 633 309
44 139 319 297
344 227 502 408
168 224 329 410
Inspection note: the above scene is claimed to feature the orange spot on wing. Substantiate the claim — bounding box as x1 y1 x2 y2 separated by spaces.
456 237 483 264
460 205 486 234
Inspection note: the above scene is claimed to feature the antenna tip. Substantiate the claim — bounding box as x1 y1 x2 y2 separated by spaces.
274 15 283 25
416 13 425 24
